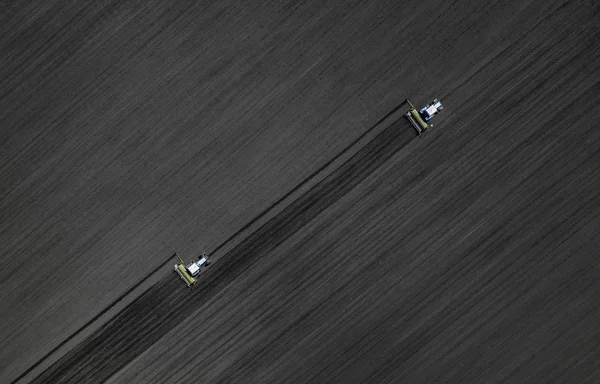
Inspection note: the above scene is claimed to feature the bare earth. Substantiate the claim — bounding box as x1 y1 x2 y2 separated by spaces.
1 0 599 383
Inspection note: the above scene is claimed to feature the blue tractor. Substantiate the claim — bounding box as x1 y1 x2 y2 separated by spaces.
174 252 210 287
405 99 443 136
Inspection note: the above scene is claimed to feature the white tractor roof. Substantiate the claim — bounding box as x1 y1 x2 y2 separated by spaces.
187 263 200 275
426 105 438 115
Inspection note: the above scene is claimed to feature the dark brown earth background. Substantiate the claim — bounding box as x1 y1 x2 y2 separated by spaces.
1 0 599 383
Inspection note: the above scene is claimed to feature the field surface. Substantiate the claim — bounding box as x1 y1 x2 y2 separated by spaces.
1 0 599 383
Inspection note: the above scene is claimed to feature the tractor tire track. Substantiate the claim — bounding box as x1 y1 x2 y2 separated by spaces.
31 120 414 384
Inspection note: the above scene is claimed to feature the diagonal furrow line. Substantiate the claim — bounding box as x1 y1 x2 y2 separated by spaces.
28 119 414 383
12 99 408 384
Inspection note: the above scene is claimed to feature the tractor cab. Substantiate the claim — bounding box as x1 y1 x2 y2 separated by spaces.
420 99 443 121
